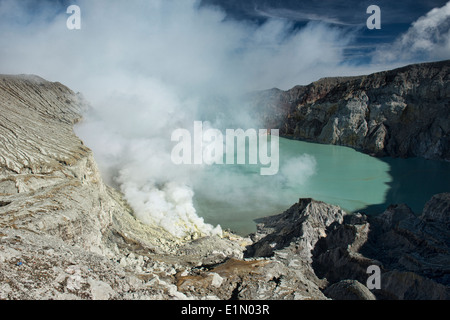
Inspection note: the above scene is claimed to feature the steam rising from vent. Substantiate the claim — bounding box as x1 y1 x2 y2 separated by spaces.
119 181 222 239
0 0 352 238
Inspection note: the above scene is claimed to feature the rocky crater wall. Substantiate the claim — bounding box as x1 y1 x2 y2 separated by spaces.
253 60 450 161
0 71 448 300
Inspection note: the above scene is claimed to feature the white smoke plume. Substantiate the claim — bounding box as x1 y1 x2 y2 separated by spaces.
0 0 354 237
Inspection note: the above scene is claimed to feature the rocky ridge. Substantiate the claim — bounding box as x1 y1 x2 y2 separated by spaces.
253 60 450 161
0 72 449 300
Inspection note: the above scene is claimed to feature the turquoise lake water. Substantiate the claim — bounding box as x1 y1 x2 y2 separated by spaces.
193 137 450 236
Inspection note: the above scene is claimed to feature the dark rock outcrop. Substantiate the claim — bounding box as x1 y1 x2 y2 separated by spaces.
244 194 450 300
311 195 450 300
245 198 345 260
253 60 450 161
323 280 376 300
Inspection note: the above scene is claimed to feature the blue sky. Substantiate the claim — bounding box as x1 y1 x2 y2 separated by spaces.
201 0 448 25
200 0 450 63
0 0 449 91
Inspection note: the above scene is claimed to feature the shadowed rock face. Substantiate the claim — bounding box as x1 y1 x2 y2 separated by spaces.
310 195 450 300
253 60 450 161
323 280 376 300
246 195 450 300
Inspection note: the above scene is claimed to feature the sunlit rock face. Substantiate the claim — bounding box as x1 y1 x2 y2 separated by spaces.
254 60 450 161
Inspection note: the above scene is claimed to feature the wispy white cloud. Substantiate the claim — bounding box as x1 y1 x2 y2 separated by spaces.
373 1 450 63
252 7 359 26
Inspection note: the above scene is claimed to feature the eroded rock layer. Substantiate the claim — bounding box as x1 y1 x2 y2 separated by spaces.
254 60 450 160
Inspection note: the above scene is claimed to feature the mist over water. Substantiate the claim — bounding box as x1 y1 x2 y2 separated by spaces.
192 145 318 235
198 138 450 236
192 138 378 236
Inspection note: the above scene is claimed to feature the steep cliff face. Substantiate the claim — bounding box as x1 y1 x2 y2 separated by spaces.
0 75 179 254
254 60 450 160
